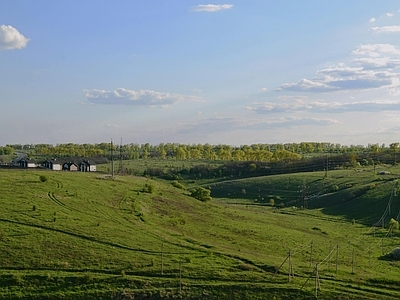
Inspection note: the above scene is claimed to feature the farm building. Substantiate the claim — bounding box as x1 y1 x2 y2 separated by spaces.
79 160 96 172
17 158 36 168
16 157 99 172
62 162 79 171
43 159 62 171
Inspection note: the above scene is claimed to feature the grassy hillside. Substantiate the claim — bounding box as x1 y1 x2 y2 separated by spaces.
0 168 399 299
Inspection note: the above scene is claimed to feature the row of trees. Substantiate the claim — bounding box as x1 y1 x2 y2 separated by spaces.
4 142 400 163
0 146 14 156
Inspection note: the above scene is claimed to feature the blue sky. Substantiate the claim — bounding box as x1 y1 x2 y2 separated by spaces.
2 1 400 146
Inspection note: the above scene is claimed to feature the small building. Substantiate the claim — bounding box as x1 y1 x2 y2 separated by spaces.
62 162 78 171
43 159 62 171
79 160 96 172
42 158 97 172
18 158 36 168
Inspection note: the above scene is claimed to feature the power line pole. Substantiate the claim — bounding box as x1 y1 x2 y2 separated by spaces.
324 154 328 178
335 244 339 273
119 137 123 175
111 139 114 178
302 178 307 209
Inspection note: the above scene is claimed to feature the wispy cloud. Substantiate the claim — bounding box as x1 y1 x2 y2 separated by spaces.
353 44 400 57
386 13 394 17
191 4 233 12
247 99 400 114
84 88 201 107
178 116 337 134
0 25 30 50
279 42 400 94
372 25 400 33
369 18 376 23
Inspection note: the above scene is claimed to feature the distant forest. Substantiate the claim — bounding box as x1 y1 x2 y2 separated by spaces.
2 142 400 161
2 142 400 178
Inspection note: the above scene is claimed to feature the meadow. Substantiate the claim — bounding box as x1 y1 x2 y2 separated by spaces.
0 161 400 299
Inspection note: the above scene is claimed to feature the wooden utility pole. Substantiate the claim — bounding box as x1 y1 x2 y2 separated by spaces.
315 264 321 298
119 137 123 175
335 244 339 273
179 259 182 292
111 139 114 178
310 240 313 267
161 240 164 275
324 154 328 178
302 178 307 209
288 249 294 282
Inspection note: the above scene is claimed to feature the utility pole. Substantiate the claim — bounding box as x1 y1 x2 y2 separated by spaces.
324 154 328 178
315 264 321 298
161 240 164 275
335 244 339 273
111 139 114 178
302 178 307 209
310 240 313 267
119 137 123 175
179 259 182 293
288 249 294 282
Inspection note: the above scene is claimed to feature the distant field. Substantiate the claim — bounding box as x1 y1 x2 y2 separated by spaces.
0 167 399 299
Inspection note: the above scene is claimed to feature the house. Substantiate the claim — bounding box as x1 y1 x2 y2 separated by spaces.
62 162 78 171
79 160 96 172
18 158 36 168
42 158 97 172
43 159 62 171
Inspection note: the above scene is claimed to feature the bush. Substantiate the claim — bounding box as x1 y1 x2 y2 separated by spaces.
171 180 186 190
190 187 212 202
143 182 155 194
39 175 48 182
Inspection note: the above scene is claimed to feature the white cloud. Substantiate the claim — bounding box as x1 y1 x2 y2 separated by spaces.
248 99 400 114
353 57 400 69
386 13 394 17
353 44 400 57
191 4 233 12
178 116 337 134
84 88 201 107
0 25 30 50
278 63 399 93
369 18 376 23
279 78 332 92
372 25 400 33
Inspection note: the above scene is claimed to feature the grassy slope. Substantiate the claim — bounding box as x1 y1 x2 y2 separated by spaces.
0 168 399 299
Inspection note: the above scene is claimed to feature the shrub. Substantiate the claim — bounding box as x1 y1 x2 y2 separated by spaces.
269 199 275 207
39 175 48 182
190 187 212 202
171 180 186 190
143 182 155 194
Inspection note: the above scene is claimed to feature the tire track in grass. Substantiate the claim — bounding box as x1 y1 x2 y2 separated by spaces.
47 191 72 211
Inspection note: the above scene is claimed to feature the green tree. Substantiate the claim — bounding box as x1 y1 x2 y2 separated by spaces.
190 187 212 202
269 198 275 207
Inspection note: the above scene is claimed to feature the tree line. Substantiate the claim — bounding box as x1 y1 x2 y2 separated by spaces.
4 142 400 163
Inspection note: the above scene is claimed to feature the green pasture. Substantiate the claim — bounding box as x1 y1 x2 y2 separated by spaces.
0 167 399 299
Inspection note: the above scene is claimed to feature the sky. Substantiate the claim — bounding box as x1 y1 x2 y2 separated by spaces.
2 1 400 147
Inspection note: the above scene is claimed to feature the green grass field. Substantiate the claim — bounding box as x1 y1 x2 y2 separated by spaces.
0 165 400 299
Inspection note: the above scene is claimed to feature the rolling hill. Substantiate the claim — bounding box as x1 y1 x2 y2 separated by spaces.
0 166 399 299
